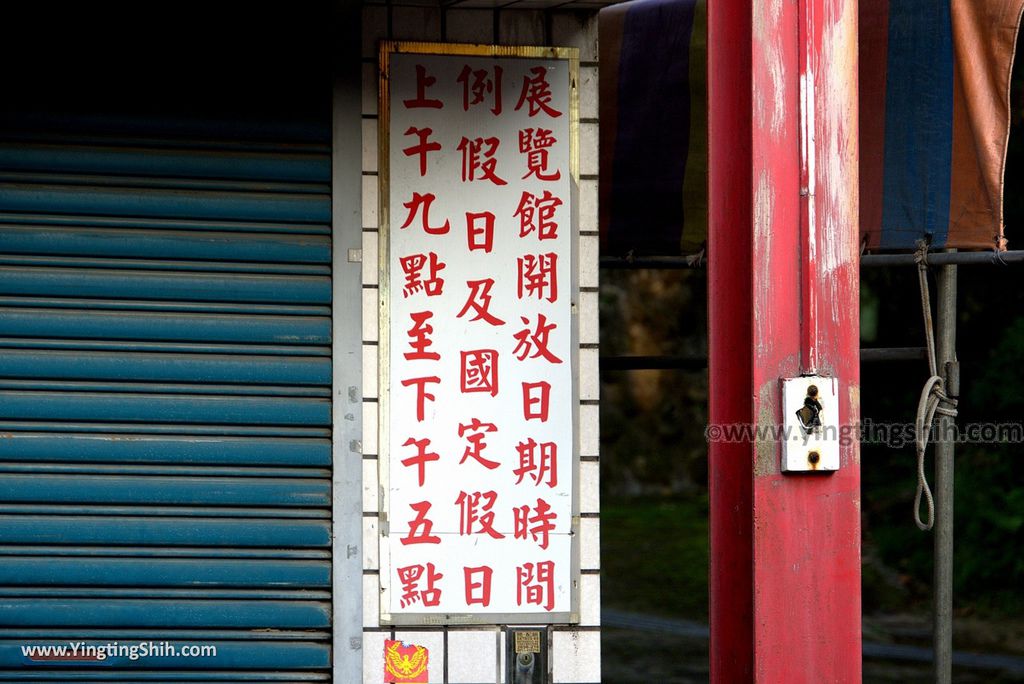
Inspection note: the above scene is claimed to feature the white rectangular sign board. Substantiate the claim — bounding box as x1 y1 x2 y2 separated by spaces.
378 42 580 624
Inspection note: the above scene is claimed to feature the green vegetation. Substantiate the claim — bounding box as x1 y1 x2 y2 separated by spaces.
598 65 1024 632
601 495 710 620
859 273 1024 621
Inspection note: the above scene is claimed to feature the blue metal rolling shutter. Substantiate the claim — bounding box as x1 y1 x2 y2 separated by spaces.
0 121 333 681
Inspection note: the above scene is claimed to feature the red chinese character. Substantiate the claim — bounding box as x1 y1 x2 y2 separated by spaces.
517 253 558 302
401 436 440 487
512 314 562 364
403 64 444 109
457 64 503 115
405 311 440 361
455 490 505 539
402 375 440 421
399 252 446 298
513 438 558 488
457 136 507 186
403 126 442 176
397 562 443 608
464 566 493 607
522 381 551 422
514 66 562 118
458 418 499 470
461 349 499 397
466 211 495 253
401 501 441 545
456 279 506 326
518 128 560 181
400 192 451 235
516 560 555 611
513 498 557 550
514 191 562 240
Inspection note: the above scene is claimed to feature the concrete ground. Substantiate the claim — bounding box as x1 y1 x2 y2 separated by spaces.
602 609 1024 683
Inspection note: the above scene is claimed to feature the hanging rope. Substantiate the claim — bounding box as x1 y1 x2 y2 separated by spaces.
913 244 958 531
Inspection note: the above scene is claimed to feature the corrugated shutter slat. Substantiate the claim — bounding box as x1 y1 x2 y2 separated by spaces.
0 122 332 679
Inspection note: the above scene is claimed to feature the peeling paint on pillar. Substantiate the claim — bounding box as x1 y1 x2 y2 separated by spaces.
847 384 861 467
816 0 859 340
752 0 786 137
753 382 777 479
752 171 775 355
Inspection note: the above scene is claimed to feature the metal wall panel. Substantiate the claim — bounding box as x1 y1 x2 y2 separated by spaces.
0 120 333 679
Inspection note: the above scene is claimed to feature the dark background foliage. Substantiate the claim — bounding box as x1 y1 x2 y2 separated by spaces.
599 37 1024 647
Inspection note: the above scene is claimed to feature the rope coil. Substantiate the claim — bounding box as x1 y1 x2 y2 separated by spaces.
913 243 958 531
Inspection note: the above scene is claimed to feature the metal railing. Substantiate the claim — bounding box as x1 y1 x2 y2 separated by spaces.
597 248 1021 682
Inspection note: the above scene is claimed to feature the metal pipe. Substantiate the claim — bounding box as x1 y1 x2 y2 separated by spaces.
934 255 958 684
599 347 925 371
599 354 708 371
859 347 928 363
600 254 706 269
864 250 1024 267
599 250 1024 269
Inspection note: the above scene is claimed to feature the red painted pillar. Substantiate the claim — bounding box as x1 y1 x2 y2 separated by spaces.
708 0 861 681
707 0 754 679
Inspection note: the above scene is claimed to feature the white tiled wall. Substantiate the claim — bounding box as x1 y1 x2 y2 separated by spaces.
360 6 600 682
448 630 502 682
551 630 602 682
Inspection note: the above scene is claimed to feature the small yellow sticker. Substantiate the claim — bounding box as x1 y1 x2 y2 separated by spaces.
514 630 542 654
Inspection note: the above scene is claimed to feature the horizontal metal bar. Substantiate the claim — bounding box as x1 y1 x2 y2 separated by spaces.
860 346 927 362
0 474 330 507
0 171 329 195
0 296 331 316
601 347 927 370
861 250 1024 266
0 665 330 680
0 588 331 600
0 338 331 356
0 390 331 426
0 627 327 639
0 504 331 519
0 349 331 385
600 254 706 269
0 183 330 224
0 142 331 182
0 211 332 235
0 254 332 275
0 379 331 397
0 545 329 559
0 266 331 304
0 433 331 466
0 421 332 437
0 309 330 344
0 225 332 263
0 463 329 478
0 112 330 147
600 354 708 371
0 598 330 628
600 250 1024 269
0 516 331 547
